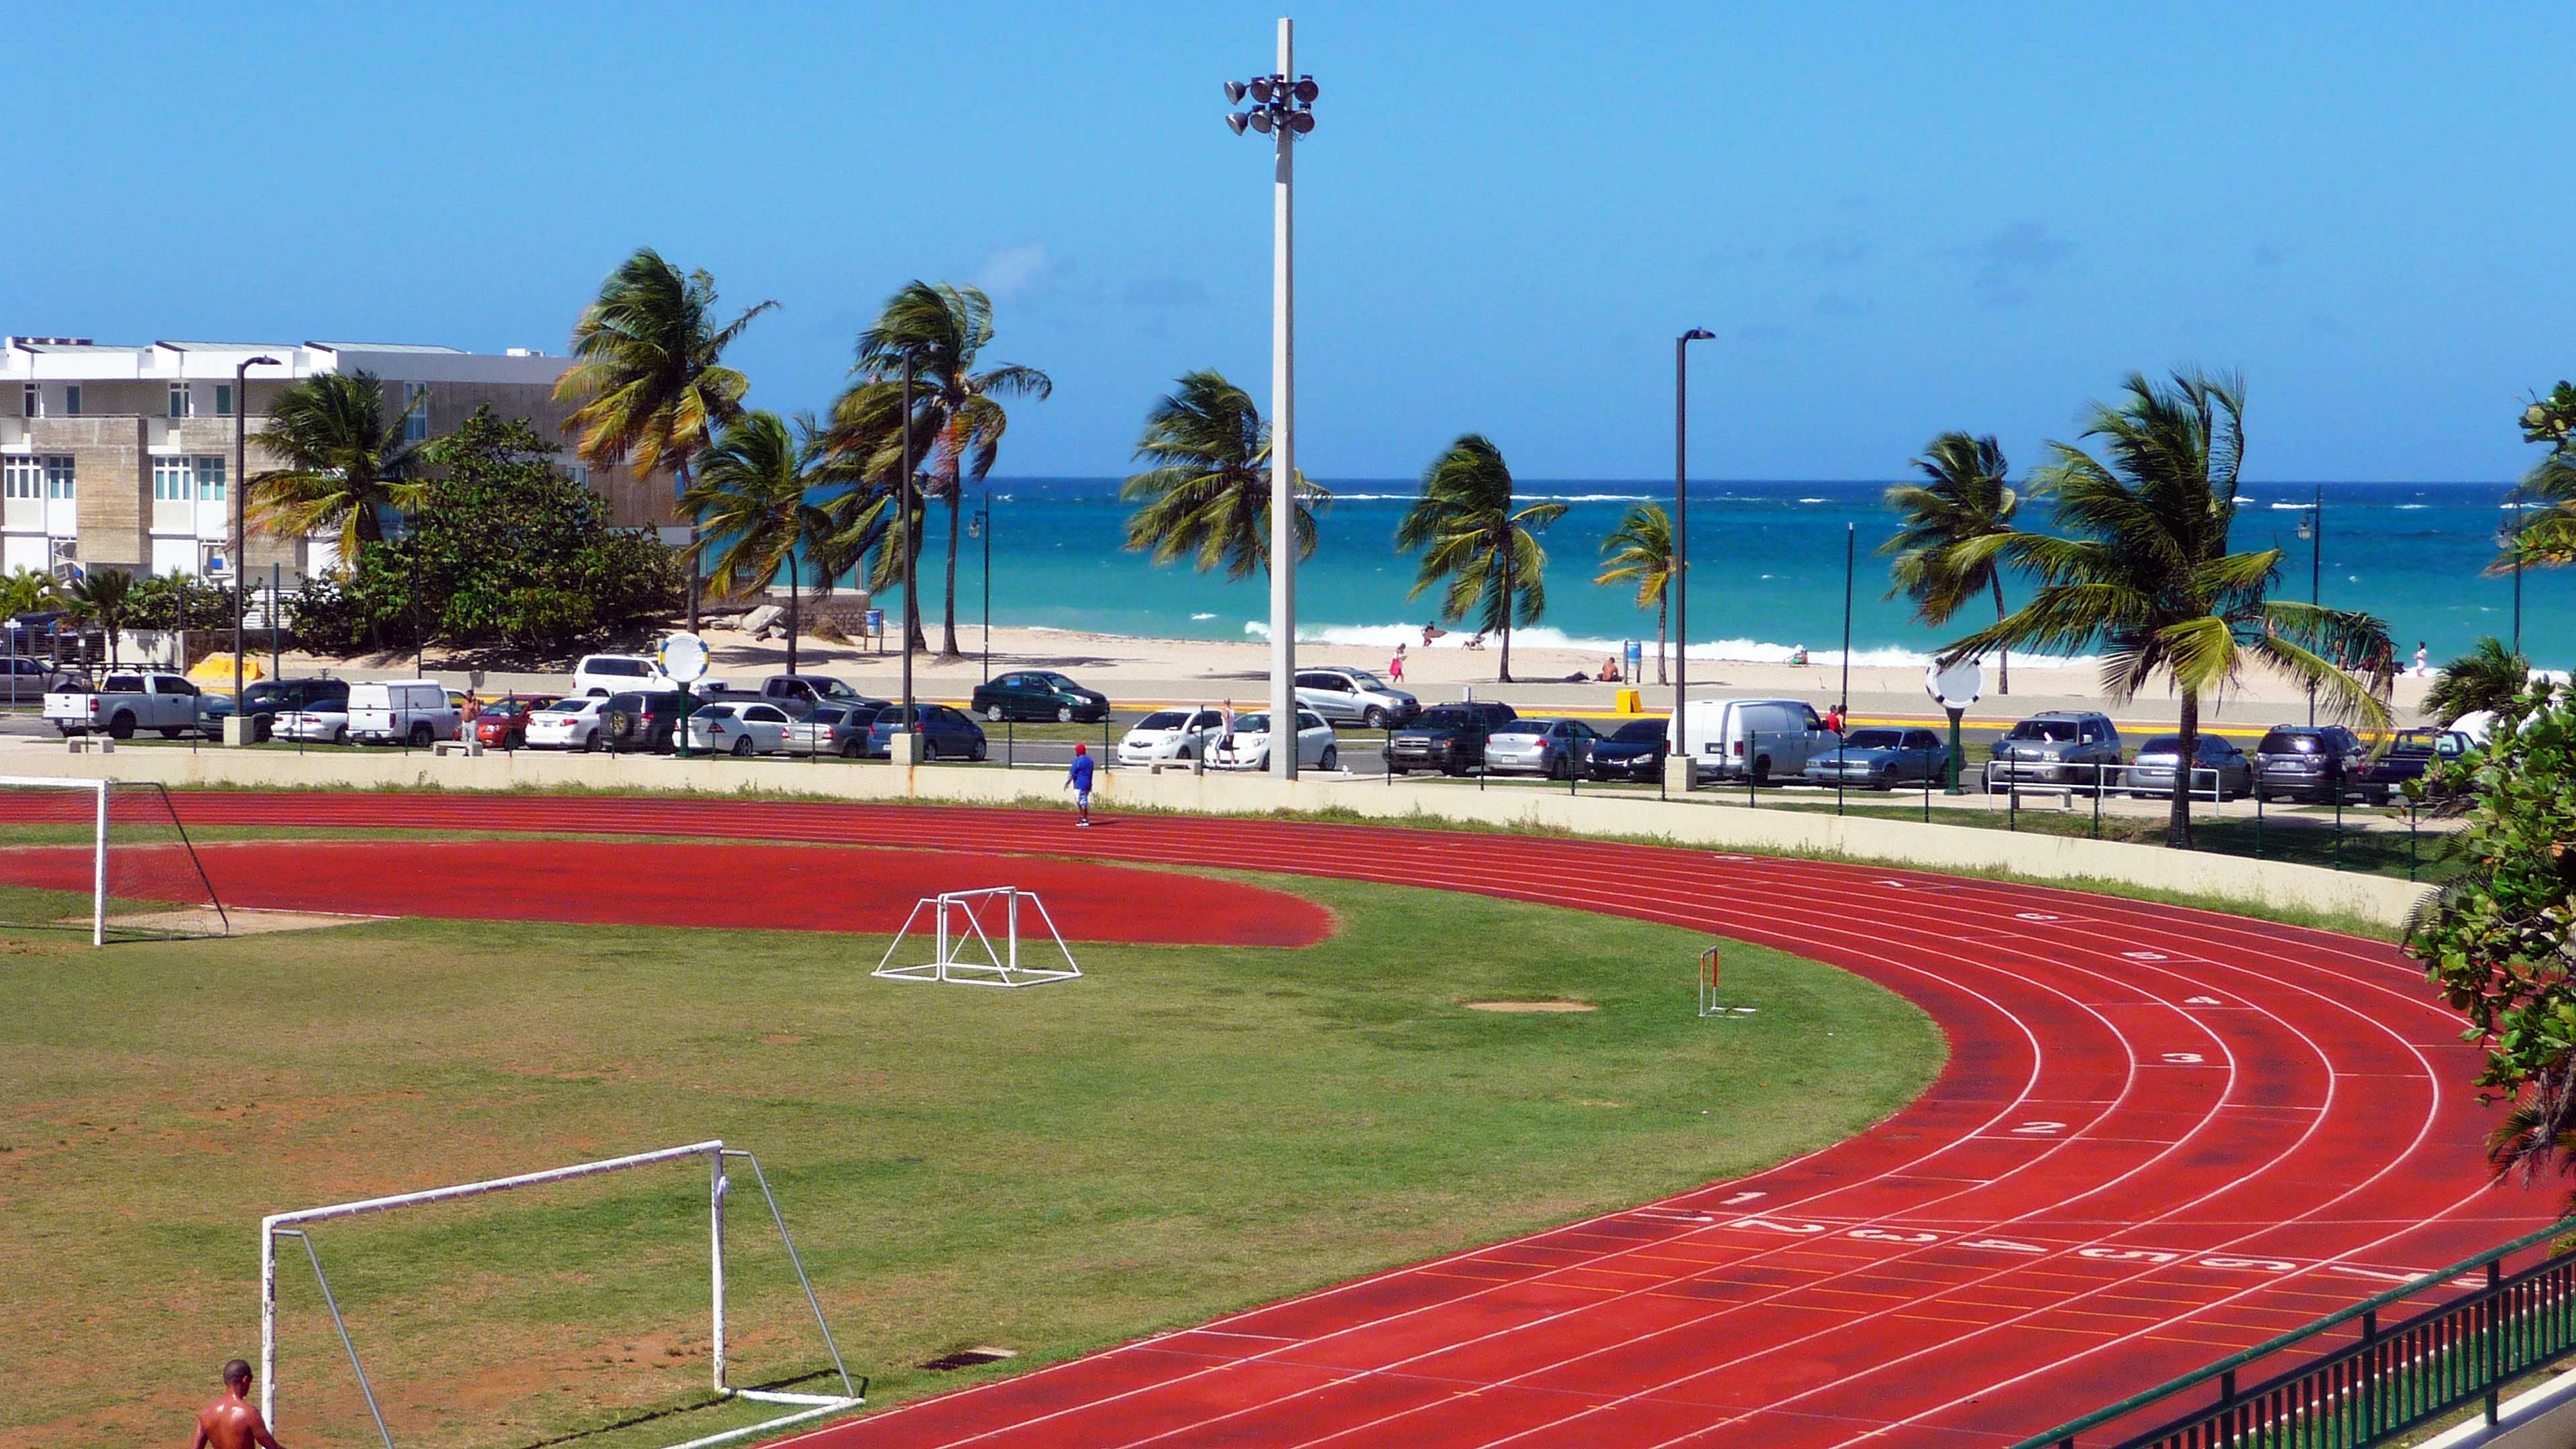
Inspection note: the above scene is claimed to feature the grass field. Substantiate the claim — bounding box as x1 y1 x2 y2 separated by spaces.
0 857 1942 1449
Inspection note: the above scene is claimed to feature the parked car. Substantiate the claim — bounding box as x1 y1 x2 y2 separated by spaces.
685 700 795 756
349 680 462 747
1671 697 1837 784
600 690 696 753
1803 727 1949 790
2252 724 2371 804
1485 718 1601 778
2126 735 2253 801
525 696 612 751
572 653 672 698
44 672 203 739
1585 717 1670 782
1293 668 1421 728
866 704 989 761
758 674 884 710
2359 727 2475 804
193 692 237 741
1988 710 2125 792
1387 701 1521 775
278 699 354 745
1211 708 1339 771
470 695 560 750
235 678 350 743
786 702 882 758
971 670 1110 723
1118 706 1230 767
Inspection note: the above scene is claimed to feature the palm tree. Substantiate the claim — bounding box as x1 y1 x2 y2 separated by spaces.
830 282 1050 659
0 568 57 621
1939 372 2396 848
1397 435 1566 683
1595 503 1676 686
1121 370 1327 578
2499 382 2576 571
1881 433 2029 694
2487 1057 2576 1210
248 372 431 561
684 412 845 675
556 248 775 631
2423 636 2530 725
62 568 136 670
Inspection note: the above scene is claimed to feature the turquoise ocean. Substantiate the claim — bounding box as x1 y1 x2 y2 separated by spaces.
913 478 2565 673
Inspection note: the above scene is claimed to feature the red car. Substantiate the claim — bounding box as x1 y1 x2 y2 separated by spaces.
471 695 560 749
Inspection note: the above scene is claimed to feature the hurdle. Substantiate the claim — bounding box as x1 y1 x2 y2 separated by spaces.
1699 945 1755 1018
873 887 1082 988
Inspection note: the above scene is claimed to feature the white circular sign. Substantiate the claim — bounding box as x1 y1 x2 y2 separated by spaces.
1926 659 1983 711
657 632 711 685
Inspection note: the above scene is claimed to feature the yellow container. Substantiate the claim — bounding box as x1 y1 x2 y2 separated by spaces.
1614 688 1642 715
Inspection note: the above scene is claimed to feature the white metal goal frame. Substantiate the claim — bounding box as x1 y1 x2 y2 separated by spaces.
1699 945 1755 1019
0 774 229 945
872 887 1082 988
259 1140 861 1449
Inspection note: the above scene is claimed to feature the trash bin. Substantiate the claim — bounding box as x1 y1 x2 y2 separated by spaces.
1625 639 1643 680
864 608 885 653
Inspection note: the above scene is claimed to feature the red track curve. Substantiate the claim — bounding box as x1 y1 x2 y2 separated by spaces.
155 793 2543 1448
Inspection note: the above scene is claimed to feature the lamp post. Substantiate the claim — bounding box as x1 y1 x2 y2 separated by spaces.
898 346 920 757
969 487 991 682
229 354 280 740
1673 328 1714 779
2296 483 2320 726
1839 521 1854 721
2502 500 2524 656
1225 19 1318 781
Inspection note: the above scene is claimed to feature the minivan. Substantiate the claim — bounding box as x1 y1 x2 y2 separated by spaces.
347 680 462 747
1669 698 1835 784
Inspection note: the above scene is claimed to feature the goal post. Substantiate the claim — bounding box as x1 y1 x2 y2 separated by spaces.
873 887 1081 988
0 775 227 944
260 1140 861 1449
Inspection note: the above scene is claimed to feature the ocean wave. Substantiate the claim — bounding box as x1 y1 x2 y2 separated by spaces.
1189 612 1217 621
1246 619 2098 669
1798 496 1829 504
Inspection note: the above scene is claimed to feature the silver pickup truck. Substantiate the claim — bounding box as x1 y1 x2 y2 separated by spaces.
44 671 205 739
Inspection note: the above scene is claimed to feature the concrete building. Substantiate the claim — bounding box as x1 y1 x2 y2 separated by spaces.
0 336 678 584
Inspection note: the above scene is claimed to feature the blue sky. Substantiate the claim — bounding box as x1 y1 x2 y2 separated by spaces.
19 3 2571 484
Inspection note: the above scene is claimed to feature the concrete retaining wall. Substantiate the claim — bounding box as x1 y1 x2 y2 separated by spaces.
15 746 2436 929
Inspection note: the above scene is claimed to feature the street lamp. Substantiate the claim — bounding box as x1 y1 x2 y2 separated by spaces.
968 489 991 682
897 345 922 759
2295 483 2320 725
1673 328 1714 782
230 354 282 739
2498 501 2524 657
1225 19 1318 781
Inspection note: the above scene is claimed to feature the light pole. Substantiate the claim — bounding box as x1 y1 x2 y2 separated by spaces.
969 485 991 682
2296 483 2320 725
1673 328 1713 776
2502 500 2524 656
1839 521 1854 722
1225 19 1317 781
229 354 280 739
898 347 920 757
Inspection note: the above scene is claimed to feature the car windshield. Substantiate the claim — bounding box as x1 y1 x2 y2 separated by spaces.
1232 713 1271 733
1613 719 1666 743
1136 710 1187 730
1417 708 1479 729
810 680 860 699
807 707 845 724
2006 719 2079 742
1343 671 1389 691
1843 729 1904 749
694 704 737 720
539 700 586 714
2139 737 2185 755
2390 731 2438 753
2258 731 2319 753
1491 720 1547 737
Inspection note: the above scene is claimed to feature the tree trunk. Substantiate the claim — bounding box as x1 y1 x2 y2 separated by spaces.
938 480 963 661
1991 572 2010 695
1656 592 1669 686
2167 687 2198 849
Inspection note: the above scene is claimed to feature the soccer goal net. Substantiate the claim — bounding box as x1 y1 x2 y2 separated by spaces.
261 1141 861 1449
873 887 1081 987
0 776 227 943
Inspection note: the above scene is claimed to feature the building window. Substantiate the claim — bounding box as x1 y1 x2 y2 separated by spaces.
20 384 38 419
63 385 80 417
3 458 39 500
154 458 191 502
402 382 429 443
195 456 225 502
168 382 191 419
214 383 232 417
567 462 590 488
42 458 73 500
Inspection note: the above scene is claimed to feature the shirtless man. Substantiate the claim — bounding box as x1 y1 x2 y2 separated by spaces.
192 1360 286 1449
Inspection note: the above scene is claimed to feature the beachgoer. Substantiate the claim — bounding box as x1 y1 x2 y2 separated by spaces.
193 1360 286 1449
1421 622 1446 646
1790 645 1809 667
2413 641 2429 678
1065 743 1096 827
1464 633 1487 651
1390 644 1406 682
1598 657 1622 683
1825 704 1846 735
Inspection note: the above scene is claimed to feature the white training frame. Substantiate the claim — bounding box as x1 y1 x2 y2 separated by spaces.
872 887 1082 988
0 775 111 945
259 1140 860 1449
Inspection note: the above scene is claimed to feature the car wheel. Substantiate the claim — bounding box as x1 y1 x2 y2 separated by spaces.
410 722 434 748
983 704 1004 722
1362 706 1388 729
1057 704 1075 723
1547 753 1567 780
730 736 753 757
333 726 348 746
107 712 135 740
841 739 863 759
1322 745 1338 770
971 739 988 762
919 739 938 762
1751 755 1772 784
158 727 182 739
1177 743 1194 761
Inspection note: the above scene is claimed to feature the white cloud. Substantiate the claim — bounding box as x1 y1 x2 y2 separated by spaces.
977 242 1069 301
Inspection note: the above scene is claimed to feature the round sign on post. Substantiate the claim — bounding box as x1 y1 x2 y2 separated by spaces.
1926 659 1982 796
657 632 710 686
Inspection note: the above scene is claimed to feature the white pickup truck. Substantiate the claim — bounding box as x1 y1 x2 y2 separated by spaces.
45 671 205 739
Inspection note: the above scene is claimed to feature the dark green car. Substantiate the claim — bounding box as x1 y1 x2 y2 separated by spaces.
969 670 1110 724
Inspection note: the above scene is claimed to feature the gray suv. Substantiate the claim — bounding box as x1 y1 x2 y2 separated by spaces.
1989 710 2124 792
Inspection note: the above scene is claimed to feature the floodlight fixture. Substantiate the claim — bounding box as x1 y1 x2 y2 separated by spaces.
1226 112 1250 135
1248 75 1275 103
1249 110 1273 134
1293 76 1319 102
1287 111 1313 134
1225 80 1248 104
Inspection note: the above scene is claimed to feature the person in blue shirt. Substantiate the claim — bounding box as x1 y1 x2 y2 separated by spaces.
1065 743 1096 826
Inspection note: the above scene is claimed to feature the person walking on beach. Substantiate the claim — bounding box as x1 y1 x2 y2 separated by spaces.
1065 743 1096 827
2413 641 2429 678
1389 644 1406 682
193 1360 287 1449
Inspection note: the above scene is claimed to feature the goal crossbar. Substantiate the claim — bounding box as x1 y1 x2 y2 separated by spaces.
260 1140 861 1448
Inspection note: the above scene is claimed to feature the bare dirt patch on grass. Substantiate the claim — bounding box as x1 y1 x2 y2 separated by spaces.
1460 999 1597 1013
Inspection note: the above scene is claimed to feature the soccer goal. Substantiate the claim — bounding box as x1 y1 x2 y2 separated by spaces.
0 776 227 943
1699 945 1755 1019
872 887 1081 988
260 1140 862 1449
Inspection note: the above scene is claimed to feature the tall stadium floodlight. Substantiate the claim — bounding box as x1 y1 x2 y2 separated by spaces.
1224 17 1318 780
1674 328 1714 782
259 1140 860 1449
0 777 228 943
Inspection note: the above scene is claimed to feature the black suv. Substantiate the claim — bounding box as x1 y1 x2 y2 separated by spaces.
601 690 697 753
1387 701 1519 776
2252 724 2370 804
237 678 350 743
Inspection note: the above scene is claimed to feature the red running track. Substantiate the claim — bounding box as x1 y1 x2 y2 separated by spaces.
154 793 2544 1448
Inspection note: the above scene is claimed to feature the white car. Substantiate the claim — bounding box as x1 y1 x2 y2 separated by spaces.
1211 708 1340 771
525 696 610 751
1117 706 1230 767
572 653 672 698
684 700 793 756
277 702 352 745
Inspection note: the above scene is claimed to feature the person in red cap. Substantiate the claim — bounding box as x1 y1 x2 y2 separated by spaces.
1066 742 1096 826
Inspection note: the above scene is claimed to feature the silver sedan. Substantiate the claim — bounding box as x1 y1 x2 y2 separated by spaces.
1483 718 1600 779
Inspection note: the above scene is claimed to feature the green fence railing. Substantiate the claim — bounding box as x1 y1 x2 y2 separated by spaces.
2014 1216 2576 1449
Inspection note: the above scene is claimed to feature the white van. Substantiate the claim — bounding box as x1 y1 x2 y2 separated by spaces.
572 653 671 698
348 680 462 747
1669 697 1834 784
